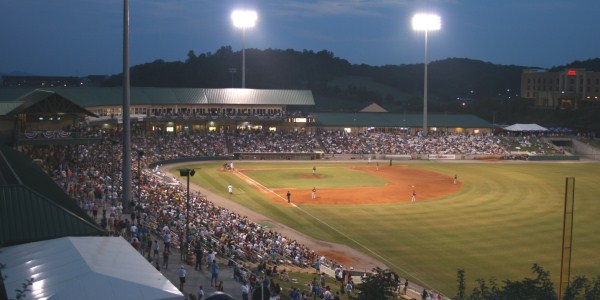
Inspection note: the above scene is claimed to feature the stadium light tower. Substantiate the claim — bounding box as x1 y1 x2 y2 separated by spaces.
122 0 132 213
231 9 257 89
412 13 441 136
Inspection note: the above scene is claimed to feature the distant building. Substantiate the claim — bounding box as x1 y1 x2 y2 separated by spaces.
2 75 82 87
521 68 600 109
1 75 108 87
81 75 109 87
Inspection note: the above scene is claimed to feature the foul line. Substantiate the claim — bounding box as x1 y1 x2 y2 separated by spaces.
235 171 297 207
235 171 431 289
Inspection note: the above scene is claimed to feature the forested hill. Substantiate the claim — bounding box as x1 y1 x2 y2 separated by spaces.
102 47 598 127
549 58 600 72
102 46 523 110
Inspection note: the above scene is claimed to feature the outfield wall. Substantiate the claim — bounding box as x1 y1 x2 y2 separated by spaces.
325 153 505 161
148 151 586 167
528 155 580 161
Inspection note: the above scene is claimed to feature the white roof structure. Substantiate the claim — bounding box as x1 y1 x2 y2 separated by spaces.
0 236 183 300
359 102 388 113
503 123 549 131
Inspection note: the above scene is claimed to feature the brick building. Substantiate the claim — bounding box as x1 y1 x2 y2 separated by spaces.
521 68 600 109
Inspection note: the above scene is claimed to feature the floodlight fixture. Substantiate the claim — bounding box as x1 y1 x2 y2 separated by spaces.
412 13 441 31
231 10 257 29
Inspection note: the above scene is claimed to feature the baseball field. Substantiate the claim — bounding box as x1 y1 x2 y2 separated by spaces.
172 160 600 296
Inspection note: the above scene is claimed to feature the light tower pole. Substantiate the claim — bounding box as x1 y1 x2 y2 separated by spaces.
412 13 441 136
122 0 132 213
232 10 257 89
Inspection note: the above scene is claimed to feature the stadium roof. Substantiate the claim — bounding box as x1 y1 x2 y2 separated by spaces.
503 123 548 131
0 145 104 246
0 101 21 115
312 112 492 128
1 89 98 117
0 87 315 107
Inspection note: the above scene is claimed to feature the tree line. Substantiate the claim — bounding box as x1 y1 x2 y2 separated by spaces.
356 264 600 300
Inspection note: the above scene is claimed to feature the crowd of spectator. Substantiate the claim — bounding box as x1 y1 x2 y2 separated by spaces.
230 130 320 153
313 129 519 156
137 131 229 158
23 123 577 159
316 129 571 157
364 132 511 156
318 130 368 154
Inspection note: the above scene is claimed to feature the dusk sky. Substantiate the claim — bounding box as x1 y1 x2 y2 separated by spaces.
2 0 599 76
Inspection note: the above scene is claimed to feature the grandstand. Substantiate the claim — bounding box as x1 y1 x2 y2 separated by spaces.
0 87 586 162
0 87 493 143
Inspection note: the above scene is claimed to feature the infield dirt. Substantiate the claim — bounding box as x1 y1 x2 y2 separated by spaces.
238 164 462 205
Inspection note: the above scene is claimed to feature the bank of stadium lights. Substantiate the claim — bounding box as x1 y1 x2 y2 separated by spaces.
412 13 441 31
231 10 258 89
412 13 441 136
231 10 257 28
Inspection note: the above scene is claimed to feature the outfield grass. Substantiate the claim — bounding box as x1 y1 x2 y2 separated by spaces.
174 161 600 296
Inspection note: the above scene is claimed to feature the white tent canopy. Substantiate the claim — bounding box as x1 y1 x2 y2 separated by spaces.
0 236 183 300
503 123 549 132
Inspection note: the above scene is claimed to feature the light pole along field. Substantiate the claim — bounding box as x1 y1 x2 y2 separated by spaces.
172 160 600 296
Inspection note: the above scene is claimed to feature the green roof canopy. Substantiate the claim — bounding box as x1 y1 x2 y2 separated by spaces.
0 145 104 246
313 112 492 128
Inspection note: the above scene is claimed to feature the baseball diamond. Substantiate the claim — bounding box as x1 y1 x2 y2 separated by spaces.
175 160 600 296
